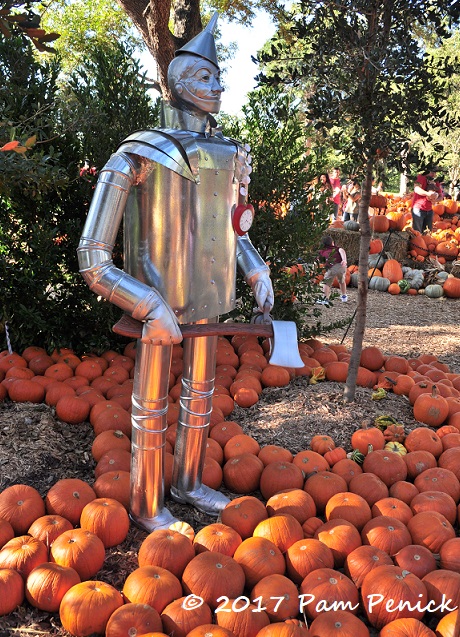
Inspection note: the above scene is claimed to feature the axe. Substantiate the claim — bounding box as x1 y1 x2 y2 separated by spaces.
112 312 304 369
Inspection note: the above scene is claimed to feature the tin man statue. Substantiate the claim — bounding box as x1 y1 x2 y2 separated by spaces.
77 13 274 532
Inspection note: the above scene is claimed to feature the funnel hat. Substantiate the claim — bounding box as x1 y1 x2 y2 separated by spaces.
175 12 219 68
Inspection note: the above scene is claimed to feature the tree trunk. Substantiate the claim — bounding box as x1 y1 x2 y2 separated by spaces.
117 0 202 98
343 161 374 402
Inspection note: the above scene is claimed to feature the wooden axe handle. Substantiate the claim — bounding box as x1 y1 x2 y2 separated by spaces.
113 313 274 339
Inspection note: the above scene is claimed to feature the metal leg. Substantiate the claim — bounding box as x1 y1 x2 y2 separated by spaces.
171 318 230 515
130 340 179 531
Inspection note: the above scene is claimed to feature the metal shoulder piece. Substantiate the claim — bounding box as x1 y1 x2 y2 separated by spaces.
236 234 270 282
118 130 196 182
77 152 164 322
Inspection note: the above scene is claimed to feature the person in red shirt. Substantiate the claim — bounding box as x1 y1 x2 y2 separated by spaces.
412 166 443 233
329 168 342 220
316 235 348 304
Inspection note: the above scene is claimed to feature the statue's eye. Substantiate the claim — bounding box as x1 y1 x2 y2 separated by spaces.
201 74 211 81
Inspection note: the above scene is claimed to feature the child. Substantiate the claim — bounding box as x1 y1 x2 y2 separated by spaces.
317 235 348 304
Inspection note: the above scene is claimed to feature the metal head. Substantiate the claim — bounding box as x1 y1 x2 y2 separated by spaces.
167 54 223 114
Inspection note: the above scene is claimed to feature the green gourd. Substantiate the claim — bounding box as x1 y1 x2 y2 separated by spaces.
368 253 386 270
344 220 360 232
368 276 391 292
424 284 444 298
397 279 411 294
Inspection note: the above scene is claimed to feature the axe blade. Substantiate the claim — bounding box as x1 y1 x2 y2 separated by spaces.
267 320 304 368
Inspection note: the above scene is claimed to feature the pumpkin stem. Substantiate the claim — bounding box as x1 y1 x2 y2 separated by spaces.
384 376 397 385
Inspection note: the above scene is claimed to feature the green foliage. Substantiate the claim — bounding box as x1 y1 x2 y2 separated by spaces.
40 0 139 72
0 36 160 355
65 39 161 169
221 86 349 338
257 1 460 177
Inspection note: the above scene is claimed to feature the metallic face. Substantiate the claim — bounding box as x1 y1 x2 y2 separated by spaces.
168 54 223 114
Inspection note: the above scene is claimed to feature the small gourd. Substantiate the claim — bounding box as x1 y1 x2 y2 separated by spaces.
384 441 407 456
348 448 366 465
383 424 406 443
368 253 386 269
344 220 360 232
424 284 444 298
369 276 391 292
397 279 410 294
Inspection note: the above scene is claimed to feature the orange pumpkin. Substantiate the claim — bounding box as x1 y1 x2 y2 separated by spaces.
362 449 408 487
137 528 195 579
233 536 285 588
413 385 450 427
387 282 401 294
252 514 303 554
407 511 455 553
223 453 264 493
220 496 268 540
45 478 97 526
349 472 389 507
344 544 393 588
360 346 385 371
25 563 81 612
193 523 242 557
304 472 348 513
0 567 25 616
0 535 49 579
258 445 293 466
331 458 363 484
393 544 437 580
413 466 460 502
161 596 213 637
310 434 335 455
181 552 245 610
28 514 74 549
259 461 304 500
106 602 163 637
60 580 123 637
310 610 370 636
361 565 428 628
50 528 106 580
92 470 130 509
351 425 385 455
292 449 329 473
443 276 460 298
404 427 443 457
314 518 362 568
250 573 300 621
0 484 46 535
388 480 419 505
223 434 261 460
285 538 334 584
370 215 390 233
80 498 130 548
371 497 413 525
422 569 460 619
215 598 270 636
299 567 359 621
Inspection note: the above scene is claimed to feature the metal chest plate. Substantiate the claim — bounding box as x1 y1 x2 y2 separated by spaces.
122 132 241 323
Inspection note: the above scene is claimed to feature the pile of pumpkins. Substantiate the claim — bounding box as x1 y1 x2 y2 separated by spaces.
331 192 460 260
327 260 460 298
346 253 460 298
330 192 460 298
1 342 460 635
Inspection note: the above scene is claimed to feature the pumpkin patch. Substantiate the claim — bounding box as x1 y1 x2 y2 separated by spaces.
2 329 460 636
